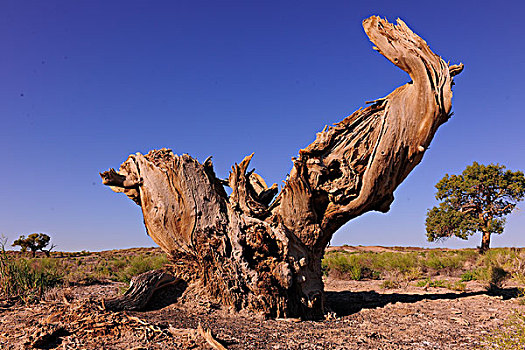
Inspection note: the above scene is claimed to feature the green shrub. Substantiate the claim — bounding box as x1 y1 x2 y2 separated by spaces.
415 278 465 291
322 252 361 280
460 271 477 282
448 280 466 291
421 250 475 271
322 250 478 281
415 278 430 287
415 278 446 288
381 279 400 289
322 248 525 284
113 254 168 283
0 250 63 302
472 263 509 288
370 252 418 274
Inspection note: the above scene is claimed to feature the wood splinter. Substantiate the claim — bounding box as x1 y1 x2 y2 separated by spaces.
197 323 228 350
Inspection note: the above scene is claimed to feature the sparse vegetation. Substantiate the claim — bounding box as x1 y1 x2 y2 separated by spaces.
380 279 401 289
0 244 523 348
415 278 466 291
322 247 521 291
415 278 446 288
0 237 62 302
5 245 519 304
0 243 168 304
108 253 169 283
460 270 477 282
62 249 169 284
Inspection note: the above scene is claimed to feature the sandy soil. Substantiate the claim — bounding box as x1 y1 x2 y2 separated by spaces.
0 274 522 349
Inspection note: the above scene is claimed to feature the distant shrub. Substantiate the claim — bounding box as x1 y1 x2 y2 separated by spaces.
370 252 417 274
415 278 430 287
380 279 400 289
114 254 169 283
460 270 477 282
448 280 466 291
415 278 465 291
322 252 364 280
416 278 446 288
321 248 525 284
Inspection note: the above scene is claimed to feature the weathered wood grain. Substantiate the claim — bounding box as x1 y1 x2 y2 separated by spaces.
101 16 462 319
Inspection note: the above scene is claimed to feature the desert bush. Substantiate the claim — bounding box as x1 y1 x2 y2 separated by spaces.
460 270 477 282
513 272 525 303
0 246 64 302
467 249 517 287
322 250 476 281
416 278 445 288
421 250 474 271
477 248 523 274
62 253 168 284
380 279 400 289
323 251 388 280
113 254 169 283
321 252 365 280
448 280 467 291
512 261 525 288
415 278 466 291
379 268 419 289
369 252 418 274
321 248 525 285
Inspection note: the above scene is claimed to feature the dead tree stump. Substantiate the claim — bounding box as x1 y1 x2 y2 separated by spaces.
101 16 462 320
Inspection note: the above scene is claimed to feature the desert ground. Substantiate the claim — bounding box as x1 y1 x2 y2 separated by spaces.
1 247 523 349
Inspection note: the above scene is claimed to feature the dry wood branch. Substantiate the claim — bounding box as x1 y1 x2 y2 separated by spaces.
103 270 180 311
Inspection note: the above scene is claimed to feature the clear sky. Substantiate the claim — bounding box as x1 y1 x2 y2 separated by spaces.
1 0 524 251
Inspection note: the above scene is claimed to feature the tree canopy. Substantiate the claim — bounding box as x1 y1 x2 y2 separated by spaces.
426 162 525 252
12 233 54 257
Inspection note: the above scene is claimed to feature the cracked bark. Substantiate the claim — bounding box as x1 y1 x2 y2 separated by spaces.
100 16 462 320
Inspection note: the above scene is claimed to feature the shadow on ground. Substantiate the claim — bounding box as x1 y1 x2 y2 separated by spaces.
326 287 521 317
145 280 188 311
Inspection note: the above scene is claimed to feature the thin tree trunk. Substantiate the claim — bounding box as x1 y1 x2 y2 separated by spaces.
480 230 491 254
101 16 462 319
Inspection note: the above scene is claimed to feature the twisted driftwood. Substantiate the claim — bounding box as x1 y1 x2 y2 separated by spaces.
101 16 462 319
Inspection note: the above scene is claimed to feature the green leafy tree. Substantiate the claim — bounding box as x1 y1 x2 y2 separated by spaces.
426 162 525 253
12 233 55 257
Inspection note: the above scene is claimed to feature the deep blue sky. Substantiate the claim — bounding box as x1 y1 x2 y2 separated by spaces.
2 1 524 251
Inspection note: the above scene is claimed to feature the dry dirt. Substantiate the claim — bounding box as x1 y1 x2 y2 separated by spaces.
0 254 523 349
